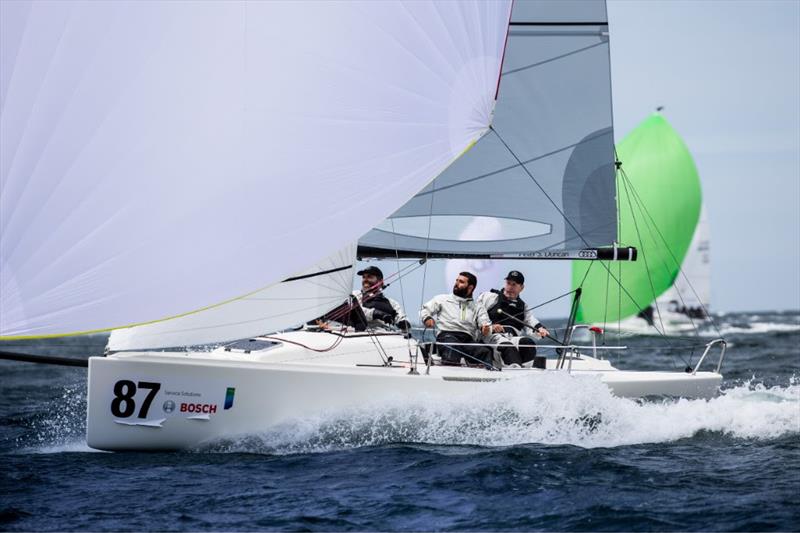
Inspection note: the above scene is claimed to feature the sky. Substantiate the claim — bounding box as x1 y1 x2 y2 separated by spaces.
368 0 800 320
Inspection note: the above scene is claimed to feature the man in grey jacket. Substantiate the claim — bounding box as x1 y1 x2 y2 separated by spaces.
477 270 549 368
420 271 493 367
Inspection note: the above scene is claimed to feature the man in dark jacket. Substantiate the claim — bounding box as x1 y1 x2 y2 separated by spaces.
478 270 549 368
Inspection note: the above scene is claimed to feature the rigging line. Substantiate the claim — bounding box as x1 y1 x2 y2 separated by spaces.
620 170 702 340
323 260 426 344
617 261 622 346
412 129 612 198
490 126 592 249
501 41 606 76
260 332 344 354
388 217 415 360
602 258 611 345
419 176 437 310
619 172 687 370
619 168 722 339
364 326 391 365
619 168 671 341
576 257 596 289
389 218 410 324
528 288 579 311
614 147 622 246
491 125 664 346
613 148 622 347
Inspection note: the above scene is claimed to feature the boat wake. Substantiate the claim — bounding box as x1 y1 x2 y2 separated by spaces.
696 311 800 337
712 321 800 336
205 373 800 455
13 370 798 455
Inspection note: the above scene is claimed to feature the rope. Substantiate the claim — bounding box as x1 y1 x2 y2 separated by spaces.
618 168 685 369
619 167 723 339
620 169 702 339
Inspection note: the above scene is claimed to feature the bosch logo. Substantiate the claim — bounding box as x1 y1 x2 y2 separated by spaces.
162 400 176 413
181 402 217 414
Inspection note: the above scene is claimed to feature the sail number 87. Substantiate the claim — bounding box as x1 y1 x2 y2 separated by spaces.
111 380 161 418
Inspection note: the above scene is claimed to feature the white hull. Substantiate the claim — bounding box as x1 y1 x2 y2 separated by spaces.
87 331 722 451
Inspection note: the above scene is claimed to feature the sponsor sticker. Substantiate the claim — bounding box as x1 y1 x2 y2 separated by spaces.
224 387 236 410
180 402 217 414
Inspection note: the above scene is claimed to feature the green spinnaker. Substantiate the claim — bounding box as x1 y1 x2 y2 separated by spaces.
572 113 702 323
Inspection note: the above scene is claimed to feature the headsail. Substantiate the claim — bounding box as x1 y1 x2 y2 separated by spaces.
573 113 703 324
0 1 512 339
358 0 618 259
655 205 711 318
107 244 356 351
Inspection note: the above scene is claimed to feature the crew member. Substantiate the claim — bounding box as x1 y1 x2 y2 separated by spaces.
353 266 410 332
477 270 549 368
420 272 493 368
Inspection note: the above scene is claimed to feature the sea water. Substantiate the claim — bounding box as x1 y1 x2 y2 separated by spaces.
1 311 798 531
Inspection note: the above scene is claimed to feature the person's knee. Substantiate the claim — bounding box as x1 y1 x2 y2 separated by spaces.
518 337 537 362
500 345 521 365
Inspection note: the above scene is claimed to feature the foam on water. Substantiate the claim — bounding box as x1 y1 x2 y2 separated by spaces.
207 373 800 455
12 382 88 454
714 321 800 336
26 441 100 454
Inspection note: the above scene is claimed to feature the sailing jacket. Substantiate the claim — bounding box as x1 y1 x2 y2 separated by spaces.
353 290 407 329
420 294 491 340
477 289 543 338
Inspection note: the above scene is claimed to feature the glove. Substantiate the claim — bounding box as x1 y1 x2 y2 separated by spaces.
373 310 393 323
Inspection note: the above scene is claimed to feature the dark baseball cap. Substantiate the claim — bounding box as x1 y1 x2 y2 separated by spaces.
357 266 383 279
505 270 525 284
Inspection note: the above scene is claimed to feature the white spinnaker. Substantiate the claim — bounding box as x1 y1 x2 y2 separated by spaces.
657 204 711 311
107 244 356 351
0 1 511 338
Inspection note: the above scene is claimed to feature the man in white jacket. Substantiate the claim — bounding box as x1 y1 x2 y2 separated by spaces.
477 270 549 368
420 272 493 368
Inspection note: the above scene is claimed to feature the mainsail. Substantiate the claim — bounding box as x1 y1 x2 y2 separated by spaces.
572 113 703 324
358 0 618 260
0 1 512 339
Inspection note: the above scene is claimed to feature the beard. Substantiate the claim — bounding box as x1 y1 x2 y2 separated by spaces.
452 285 470 298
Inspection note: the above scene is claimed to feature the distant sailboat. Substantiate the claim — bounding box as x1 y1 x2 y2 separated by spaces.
572 113 711 335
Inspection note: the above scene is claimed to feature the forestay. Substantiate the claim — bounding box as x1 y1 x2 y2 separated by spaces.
0 1 511 338
358 0 617 259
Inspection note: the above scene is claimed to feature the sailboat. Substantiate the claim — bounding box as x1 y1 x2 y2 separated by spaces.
572 113 712 335
1 1 725 451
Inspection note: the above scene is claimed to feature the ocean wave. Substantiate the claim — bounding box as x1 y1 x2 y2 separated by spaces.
205 374 800 455
712 321 800 336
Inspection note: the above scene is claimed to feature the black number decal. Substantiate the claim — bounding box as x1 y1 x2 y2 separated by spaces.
137 382 161 418
110 380 162 418
111 380 137 418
